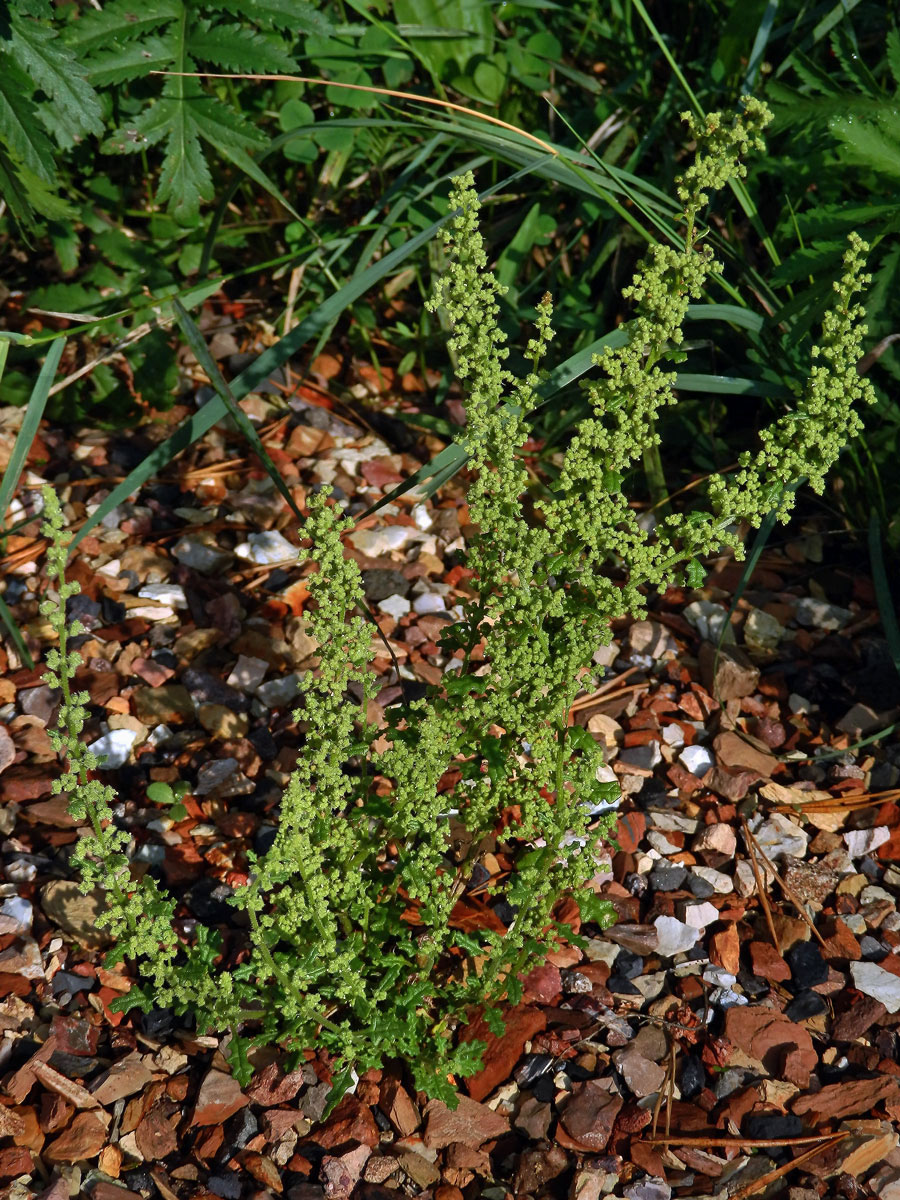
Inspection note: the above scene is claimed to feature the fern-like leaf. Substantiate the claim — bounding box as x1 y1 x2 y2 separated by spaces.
0 145 74 227
187 20 298 73
63 0 179 55
830 110 900 179
10 12 103 146
212 0 334 35
0 61 56 178
85 35 173 87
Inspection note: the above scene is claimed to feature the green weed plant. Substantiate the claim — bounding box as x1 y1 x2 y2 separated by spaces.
40 100 874 1109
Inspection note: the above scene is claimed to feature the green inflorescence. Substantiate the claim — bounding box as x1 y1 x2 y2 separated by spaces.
41 97 875 1110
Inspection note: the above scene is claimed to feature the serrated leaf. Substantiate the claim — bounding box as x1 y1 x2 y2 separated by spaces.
188 21 297 73
0 56 56 178
10 0 52 16
831 112 900 179
157 120 213 224
85 35 173 87
64 0 180 54
11 13 103 146
887 27 900 91
769 240 844 288
214 0 334 34
103 96 181 156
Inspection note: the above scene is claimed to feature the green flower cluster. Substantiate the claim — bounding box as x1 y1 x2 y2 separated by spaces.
42 97 874 1109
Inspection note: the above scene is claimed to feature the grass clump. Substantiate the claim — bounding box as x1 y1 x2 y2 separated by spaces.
41 99 874 1110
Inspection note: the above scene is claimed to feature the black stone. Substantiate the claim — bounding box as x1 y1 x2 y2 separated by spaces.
860 855 880 880
121 1168 154 1195
737 970 769 998
155 649 178 670
361 569 411 603
679 1054 705 1099
221 1107 258 1154
139 1008 175 1039
514 1054 555 1088
624 872 649 897
786 990 828 1022
491 900 517 926
742 1113 804 1140
687 873 716 899
249 726 278 760
69 594 101 621
100 597 126 624
650 864 687 892
208 1173 242 1200
567 1062 594 1082
51 970 96 997
48 1051 102 1079
606 974 641 995
182 666 250 712
253 825 278 855
263 568 293 593
3 578 26 605
860 935 888 962
786 941 827 989
533 1073 556 1104
613 950 644 980
185 877 236 923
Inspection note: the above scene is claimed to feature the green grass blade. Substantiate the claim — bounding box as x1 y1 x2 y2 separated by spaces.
630 0 704 116
0 337 64 535
70 207 459 551
0 592 34 671
674 372 791 396
686 303 766 332
743 0 780 92
868 511 900 680
172 299 305 525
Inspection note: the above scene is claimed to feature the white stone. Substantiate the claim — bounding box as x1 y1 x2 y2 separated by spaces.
88 728 138 769
4 858 37 884
850 961 900 1012
583 939 620 967
744 607 782 651
693 823 737 861
348 525 418 557
691 866 733 894
226 654 268 692
788 693 816 715
646 830 681 856
234 530 298 565
411 503 433 531
703 966 736 987
173 538 232 574
844 826 891 857
377 594 411 619
860 885 895 907
709 987 747 1009
683 600 734 643
654 914 700 957
649 812 698 834
751 812 808 860
794 596 852 630
412 592 447 615
661 724 684 747
0 937 43 978
683 901 719 930
735 861 756 897
256 674 302 707
679 744 714 776
137 583 188 609
632 972 668 1001
842 913 867 934
0 897 33 936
